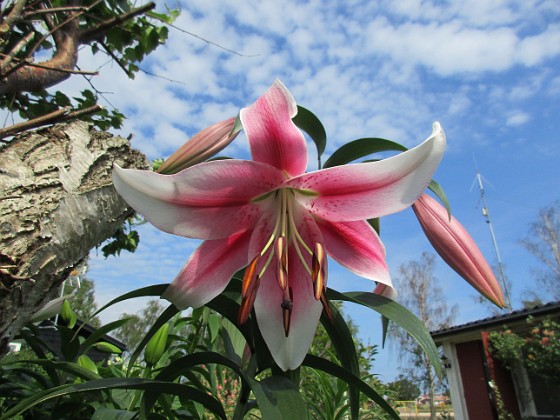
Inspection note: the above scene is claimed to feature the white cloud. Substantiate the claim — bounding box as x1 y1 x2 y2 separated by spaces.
506 111 530 126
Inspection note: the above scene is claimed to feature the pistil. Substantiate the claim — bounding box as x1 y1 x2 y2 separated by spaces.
237 187 330 333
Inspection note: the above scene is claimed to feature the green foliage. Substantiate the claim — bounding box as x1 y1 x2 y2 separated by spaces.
387 375 421 401
63 275 102 328
1 1 178 132
489 317 560 383
101 216 142 258
0 282 442 419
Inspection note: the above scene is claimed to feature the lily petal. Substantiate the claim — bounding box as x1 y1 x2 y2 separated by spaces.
316 219 392 285
113 160 285 239
162 229 253 309
287 122 446 221
373 283 398 300
412 194 505 307
253 212 323 371
240 80 308 177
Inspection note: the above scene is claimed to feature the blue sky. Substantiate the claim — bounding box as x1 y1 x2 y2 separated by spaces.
52 0 560 381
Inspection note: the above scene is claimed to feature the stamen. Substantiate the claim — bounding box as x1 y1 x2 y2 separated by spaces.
275 236 288 290
311 243 326 300
238 278 259 324
241 256 260 298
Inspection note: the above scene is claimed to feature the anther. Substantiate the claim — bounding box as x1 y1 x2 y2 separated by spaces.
238 278 259 324
276 236 288 290
241 256 260 298
312 243 326 300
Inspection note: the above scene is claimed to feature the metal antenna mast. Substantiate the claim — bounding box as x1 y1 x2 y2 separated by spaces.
475 172 512 310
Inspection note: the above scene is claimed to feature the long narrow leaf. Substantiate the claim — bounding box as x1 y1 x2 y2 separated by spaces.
79 318 131 354
89 284 169 322
327 289 442 378
12 359 101 382
319 305 360 419
0 377 226 420
428 179 452 218
205 295 254 349
249 376 309 420
293 105 326 164
303 355 400 420
151 351 250 415
323 138 407 168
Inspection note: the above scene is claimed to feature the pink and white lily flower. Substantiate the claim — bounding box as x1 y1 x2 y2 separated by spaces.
112 80 446 370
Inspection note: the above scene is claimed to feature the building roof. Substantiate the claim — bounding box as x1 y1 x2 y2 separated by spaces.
431 301 560 342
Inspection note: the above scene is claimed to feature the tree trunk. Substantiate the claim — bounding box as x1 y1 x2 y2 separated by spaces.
0 121 148 354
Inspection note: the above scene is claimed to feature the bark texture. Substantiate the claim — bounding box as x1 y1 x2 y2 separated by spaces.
0 121 148 353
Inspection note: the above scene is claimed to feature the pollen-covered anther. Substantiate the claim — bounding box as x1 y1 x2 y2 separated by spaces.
238 278 259 324
275 236 288 290
241 255 260 298
311 242 327 300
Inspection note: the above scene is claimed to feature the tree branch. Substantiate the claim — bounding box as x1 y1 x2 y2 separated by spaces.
0 105 103 140
0 0 27 38
0 1 155 96
79 2 156 43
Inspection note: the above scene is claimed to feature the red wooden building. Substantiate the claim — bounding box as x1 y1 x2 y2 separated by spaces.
431 302 560 419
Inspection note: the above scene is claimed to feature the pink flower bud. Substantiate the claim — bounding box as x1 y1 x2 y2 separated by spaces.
157 117 238 174
412 194 505 307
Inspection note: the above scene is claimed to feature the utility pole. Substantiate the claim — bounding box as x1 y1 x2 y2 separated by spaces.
475 172 512 310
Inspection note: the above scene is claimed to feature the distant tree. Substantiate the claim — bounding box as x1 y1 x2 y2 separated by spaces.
521 201 560 301
62 272 101 328
113 299 165 351
387 375 421 401
388 252 457 419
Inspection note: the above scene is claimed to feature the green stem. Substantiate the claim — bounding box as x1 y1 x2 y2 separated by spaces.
127 364 152 411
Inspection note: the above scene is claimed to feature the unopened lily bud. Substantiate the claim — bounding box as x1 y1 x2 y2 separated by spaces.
412 194 505 307
144 323 170 366
157 117 239 174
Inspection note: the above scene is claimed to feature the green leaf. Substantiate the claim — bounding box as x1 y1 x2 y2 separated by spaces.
323 138 407 168
303 355 400 420
221 317 247 362
12 359 101 382
92 341 122 354
89 284 169 323
205 294 254 347
77 354 98 374
92 408 137 419
151 351 250 416
0 378 226 420
58 326 80 361
208 313 221 343
249 376 309 420
229 113 243 138
328 289 442 378
144 323 170 366
320 305 360 419
78 318 130 355
428 179 452 219
293 105 327 164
